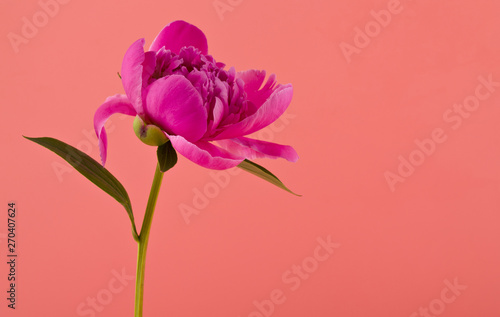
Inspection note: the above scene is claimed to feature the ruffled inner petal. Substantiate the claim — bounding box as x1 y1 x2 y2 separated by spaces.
211 84 293 140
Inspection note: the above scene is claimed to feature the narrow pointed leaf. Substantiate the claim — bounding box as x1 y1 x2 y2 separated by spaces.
157 141 178 172
24 136 139 241
237 159 301 196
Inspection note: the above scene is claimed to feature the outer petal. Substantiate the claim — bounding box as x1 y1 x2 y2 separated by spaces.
213 84 293 140
145 75 207 142
94 94 137 165
216 137 299 162
121 39 156 116
149 20 208 55
167 134 244 170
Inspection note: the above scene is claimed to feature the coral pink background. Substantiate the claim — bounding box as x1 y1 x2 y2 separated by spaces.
1 0 500 316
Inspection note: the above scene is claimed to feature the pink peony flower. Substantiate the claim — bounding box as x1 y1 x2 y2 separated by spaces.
94 20 298 170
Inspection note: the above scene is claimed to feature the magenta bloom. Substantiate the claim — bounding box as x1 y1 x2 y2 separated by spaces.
94 20 298 170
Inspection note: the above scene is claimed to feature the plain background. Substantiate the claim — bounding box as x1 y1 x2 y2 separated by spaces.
1 0 500 316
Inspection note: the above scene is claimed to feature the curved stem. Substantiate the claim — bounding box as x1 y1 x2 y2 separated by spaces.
135 163 164 317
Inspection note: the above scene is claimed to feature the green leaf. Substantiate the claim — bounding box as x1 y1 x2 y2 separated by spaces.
24 136 139 241
157 141 178 172
237 159 301 196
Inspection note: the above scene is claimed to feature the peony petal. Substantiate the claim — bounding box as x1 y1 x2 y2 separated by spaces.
93 94 137 165
149 20 208 55
145 75 207 142
236 69 277 110
167 134 244 170
212 97 225 128
216 137 298 162
236 69 266 92
121 39 155 116
142 51 157 87
212 84 293 139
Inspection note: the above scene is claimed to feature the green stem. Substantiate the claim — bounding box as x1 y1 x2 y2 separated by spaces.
135 163 164 317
